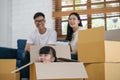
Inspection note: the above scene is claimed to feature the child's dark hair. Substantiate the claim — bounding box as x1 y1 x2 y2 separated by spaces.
39 46 57 62
33 12 45 19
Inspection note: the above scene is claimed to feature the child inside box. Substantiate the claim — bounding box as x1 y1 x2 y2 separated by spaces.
38 46 78 63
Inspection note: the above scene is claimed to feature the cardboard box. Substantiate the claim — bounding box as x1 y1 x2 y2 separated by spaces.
12 45 88 80
0 59 20 80
0 73 20 80
85 63 120 80
30 45 88 80
78 27 120 63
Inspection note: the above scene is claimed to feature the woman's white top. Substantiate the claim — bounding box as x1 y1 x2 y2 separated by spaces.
70 27 84 53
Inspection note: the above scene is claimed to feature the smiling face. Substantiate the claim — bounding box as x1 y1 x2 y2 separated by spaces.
68 14 80 29
38 46 56 63
38 53 55 63
34 16 45 30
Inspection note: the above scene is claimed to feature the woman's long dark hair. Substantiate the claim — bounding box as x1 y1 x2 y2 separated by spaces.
66 12 83 41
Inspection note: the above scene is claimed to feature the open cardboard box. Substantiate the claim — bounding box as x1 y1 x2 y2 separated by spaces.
12 45 88 80
0 59 20 80
78 27 120 63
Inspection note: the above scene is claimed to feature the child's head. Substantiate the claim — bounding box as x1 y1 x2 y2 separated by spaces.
38 46 57 63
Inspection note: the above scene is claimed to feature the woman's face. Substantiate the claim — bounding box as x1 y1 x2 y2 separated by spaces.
38 54 55 63
68 15 80 28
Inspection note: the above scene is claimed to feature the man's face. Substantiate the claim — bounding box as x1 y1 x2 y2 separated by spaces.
38 54 55 63
34 16 45 30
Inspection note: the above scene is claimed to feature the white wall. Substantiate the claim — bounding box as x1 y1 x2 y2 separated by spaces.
0 0 53 48
0 0 12 48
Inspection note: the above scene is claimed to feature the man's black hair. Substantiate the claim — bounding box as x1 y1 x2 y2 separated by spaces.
39 46 57 62
33 12 45 19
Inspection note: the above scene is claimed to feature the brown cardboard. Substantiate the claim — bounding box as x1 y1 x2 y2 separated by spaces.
0 59 16 73
0 59 20 80
0 73 20 80
78 27 120 63
105 41 120 62
85 63 120 80
30 63 36 80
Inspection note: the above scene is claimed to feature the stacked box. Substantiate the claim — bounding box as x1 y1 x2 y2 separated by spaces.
85 63 120 80
78 27 120 80
0 59 20 80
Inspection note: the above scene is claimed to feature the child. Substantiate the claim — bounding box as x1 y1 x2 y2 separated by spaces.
38 46 57 63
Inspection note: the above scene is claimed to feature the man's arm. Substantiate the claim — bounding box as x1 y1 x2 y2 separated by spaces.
25 43 31 52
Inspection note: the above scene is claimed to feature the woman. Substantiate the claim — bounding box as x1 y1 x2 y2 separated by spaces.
66 12 84 60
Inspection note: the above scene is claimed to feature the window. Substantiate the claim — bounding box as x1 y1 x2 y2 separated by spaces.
53 0 120 39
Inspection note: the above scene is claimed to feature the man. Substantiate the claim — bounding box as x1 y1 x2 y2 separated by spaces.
25 12 57 52
21 12 57 79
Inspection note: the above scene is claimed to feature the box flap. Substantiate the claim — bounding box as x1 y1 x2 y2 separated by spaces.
78 27 105 63
11 62 33 73
30 45 71 62
78 27 104 43
0 73 20 80
35 62 88 79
